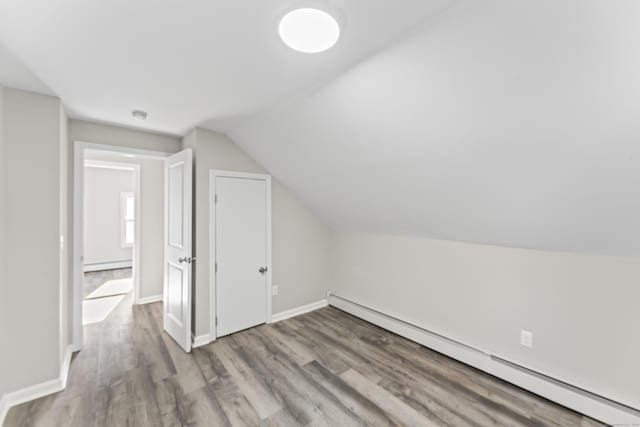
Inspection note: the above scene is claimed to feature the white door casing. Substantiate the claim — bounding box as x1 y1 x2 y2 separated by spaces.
212 171 272 338
163 149 193 352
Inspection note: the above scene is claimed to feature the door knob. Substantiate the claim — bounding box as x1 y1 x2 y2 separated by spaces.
178 257 195 264
259 266 268 274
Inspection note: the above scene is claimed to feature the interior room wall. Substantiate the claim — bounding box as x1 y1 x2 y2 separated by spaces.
84 151 166 300
58 105 69 363
83 165 134 267
330 231 640 410
182 128 331 338
136 157 165 300
1 88 65 396
0 85 7 398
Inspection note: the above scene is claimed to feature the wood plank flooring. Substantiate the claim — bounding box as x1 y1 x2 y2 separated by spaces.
4 292 606 427
83 268 132 298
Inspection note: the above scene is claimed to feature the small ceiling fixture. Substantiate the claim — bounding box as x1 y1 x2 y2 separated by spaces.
279 8 340 53
131 109 147 120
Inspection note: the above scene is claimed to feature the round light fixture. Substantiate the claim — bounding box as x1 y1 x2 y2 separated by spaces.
279 8 340 53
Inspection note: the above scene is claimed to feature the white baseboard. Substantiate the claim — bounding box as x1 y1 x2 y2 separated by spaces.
271 299 327 323
327 293 640 427
0 345 73 426
83 260 132 272
192 334 213 348
192 299 327 349
136 294 163 305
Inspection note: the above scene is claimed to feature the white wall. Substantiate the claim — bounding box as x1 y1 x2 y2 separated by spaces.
84 151 166 300
331 231 640 410
83 165 134 266
183 128 331 337
0 85 7 397
1 88 65 396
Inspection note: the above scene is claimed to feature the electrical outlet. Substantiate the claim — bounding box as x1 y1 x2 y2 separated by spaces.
520 330 533 348
272 285 279 296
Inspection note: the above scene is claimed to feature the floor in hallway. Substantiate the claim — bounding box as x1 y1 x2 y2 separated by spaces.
4 296 605 426
83 268 132 298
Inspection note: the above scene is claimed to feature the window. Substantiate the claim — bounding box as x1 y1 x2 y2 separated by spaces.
121 192 135 247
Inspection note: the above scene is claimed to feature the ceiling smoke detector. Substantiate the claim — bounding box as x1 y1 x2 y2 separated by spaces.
132 109 148 120
279 8 340 53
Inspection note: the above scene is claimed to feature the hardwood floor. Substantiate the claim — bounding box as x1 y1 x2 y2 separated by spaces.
5 294 605 427
83 268 132 298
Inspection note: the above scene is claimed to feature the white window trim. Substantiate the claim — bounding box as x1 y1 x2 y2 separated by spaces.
120 191 135 248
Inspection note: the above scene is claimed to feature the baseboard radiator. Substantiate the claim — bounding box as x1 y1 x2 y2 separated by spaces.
328 292 640 426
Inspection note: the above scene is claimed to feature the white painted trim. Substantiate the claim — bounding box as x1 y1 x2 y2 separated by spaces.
84 160 137 171
120 191 135 248
327 292 640 427
83 260 133 272
271 299 328 323
209 170 272 341
73 141 171 351
136 294 163 305
192 334 214 348
0 345 73 426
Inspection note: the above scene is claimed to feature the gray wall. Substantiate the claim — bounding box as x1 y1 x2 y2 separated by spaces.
58 103 69 363
83 165 134 266
69 120 182 153
0 85 6 397
1 88 66 395
183 128 331 337
136 157 165 299
330 231 640 409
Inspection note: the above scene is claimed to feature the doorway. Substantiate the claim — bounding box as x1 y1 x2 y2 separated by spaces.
82 158 138 325
210 170 272 338
72 142 182 351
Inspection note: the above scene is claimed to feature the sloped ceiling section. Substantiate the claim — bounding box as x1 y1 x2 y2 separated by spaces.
230 0 640 255
0 42 51 95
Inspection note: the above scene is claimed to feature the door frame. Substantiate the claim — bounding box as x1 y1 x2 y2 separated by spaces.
209 169 272 341
72 141 171 351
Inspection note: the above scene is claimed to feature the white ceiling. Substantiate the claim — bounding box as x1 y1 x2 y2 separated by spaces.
0 0 451 135
230 0 640 255
0 41 51 95
1 0 638 255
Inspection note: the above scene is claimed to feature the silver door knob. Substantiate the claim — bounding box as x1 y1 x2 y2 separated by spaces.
179 257 195 264
259 266 268 274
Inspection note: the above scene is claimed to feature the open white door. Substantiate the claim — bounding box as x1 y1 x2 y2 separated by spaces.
163 149 193 352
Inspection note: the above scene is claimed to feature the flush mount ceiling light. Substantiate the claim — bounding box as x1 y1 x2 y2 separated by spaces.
131 109 147 120
279 8 340 53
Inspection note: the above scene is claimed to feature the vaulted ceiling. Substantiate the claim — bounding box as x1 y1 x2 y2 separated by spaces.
229 0 640 255
1 0 638 255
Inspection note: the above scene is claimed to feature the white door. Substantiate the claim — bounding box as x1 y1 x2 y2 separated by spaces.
163 149 193 352
215 175 270 337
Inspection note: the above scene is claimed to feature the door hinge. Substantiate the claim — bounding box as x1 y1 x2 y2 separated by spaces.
215 262 217 273
215 317 218 326
214 194 218 204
